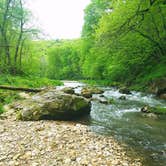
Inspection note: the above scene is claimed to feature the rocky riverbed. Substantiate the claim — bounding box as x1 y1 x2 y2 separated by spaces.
0 119 142 166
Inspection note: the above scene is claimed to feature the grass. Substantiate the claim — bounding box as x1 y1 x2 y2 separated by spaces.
0 90 21 114
150 107 166 114
0 75 63 88
0 103 4 114
0 75 63 114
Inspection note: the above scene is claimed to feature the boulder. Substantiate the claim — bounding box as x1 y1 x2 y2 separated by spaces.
159 94 166 100
119 87 131 95
99 94 105 98
91 97 114 105
99 98 108 104
119 96 126 100
61 87 75 94
141 106 150 113
81 87 104 98
9 89 91 121
81 92 92 98
149 78 166 100
91 97 108 104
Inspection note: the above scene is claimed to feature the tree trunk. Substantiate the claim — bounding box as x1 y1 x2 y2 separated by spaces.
14 0 24 73
0 0 12 66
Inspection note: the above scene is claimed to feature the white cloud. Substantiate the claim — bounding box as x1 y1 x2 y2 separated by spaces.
25 0 90 39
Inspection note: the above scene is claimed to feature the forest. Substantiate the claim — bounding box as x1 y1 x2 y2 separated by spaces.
0 0 165 89
0 1 166 165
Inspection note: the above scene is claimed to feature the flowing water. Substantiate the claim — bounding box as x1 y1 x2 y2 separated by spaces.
61 81 166 166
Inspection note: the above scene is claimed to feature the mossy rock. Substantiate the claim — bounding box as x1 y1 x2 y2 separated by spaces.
12 90 91 121
61 87 75 94
119 87 131 95
81 87 104 98
119 96 126 100
159 94 166 100
141 106 166 114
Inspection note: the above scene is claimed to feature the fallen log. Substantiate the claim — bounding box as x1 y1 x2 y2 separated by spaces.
0 85 44 92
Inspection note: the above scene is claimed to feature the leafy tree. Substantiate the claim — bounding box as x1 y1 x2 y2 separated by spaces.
47 40 83 80
0 0 38 75
81 0 166 86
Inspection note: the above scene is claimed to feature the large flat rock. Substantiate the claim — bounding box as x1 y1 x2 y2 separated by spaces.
7 89 91 121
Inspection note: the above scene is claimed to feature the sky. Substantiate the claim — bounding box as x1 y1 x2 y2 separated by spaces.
26 0 91 39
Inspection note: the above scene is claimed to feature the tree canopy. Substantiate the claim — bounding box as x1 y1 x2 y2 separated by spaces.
0 0 165 88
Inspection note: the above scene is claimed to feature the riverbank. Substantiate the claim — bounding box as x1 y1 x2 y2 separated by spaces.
0 75 62 114
82 79 166 103
81 77 166 93
1 80 166 165
0 119 142 166
0 75 62 88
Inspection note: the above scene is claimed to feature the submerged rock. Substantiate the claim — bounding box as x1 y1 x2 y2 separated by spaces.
119 96 126 100
7 89 91 121
142 113 158 119
81 87 104 98
91 96 115 105
99 94 105 98
119 87 131 95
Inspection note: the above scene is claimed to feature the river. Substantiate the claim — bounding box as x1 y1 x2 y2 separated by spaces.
61 81 166 166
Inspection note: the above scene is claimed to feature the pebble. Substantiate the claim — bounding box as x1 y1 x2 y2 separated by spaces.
0 120 142 166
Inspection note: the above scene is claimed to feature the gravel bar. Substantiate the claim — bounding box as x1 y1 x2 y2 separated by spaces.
0 120 142 166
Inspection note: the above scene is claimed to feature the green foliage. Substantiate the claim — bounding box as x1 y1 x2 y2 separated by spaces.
108 98 116 104
0 0 165 92
47 39 83 80
80 0 166 89
0 75 62 114
0 91 21 104
0 0 37 74
150 106 166 114
21 40 51 77
0 91 21 114
82 0 110 38
0 75 62 88
0 103 4 114
81 80 121 87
